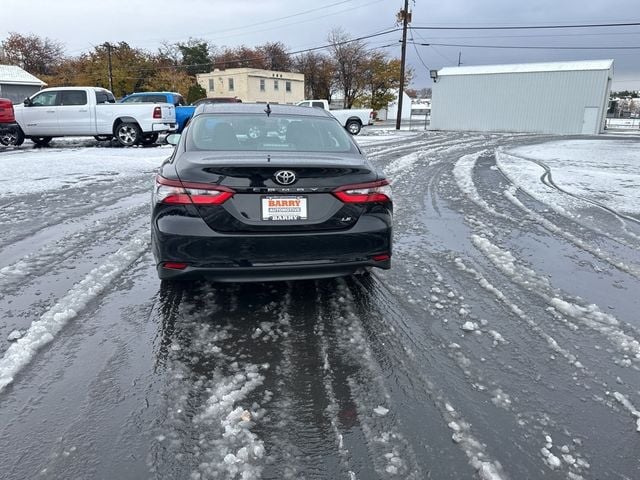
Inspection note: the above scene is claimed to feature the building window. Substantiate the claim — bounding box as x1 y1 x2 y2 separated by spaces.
274 80 279 91
228 78 234 91
285 81 291 93
208 79 214 91
260 79 265 92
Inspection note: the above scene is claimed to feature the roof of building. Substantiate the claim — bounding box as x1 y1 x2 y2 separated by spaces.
438 59 614 77
0 65 47 86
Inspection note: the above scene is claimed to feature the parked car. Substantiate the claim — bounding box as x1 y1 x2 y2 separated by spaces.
0 98 20 146
152 103 392 282
12 87 176 147
191 97 242 107
120 91 195 133
296 99 373 135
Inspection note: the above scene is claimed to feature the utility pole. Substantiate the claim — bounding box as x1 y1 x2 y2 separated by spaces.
396 0 410 130
105 42 113 92
458 51 462 67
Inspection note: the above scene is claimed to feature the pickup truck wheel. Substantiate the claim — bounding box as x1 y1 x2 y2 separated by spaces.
140 133 159 145
346 119 362 135
31 136 52 147
0 127 25 146
94 135 113 141
115 122 141 147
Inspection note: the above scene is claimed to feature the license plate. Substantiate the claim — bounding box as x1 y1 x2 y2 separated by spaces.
261 196 307 221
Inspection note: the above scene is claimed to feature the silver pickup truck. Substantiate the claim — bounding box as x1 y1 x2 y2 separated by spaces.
11 86 176 147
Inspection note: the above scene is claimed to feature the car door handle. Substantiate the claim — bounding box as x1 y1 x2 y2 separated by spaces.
78 109 88 112
47 110 56 113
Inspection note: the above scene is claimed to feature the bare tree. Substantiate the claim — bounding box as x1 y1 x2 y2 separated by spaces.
1 32 65 75
293 51 335 101
257 42 292 71
327 28 368 108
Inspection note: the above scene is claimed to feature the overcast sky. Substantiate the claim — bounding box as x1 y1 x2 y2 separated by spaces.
2 0 639 90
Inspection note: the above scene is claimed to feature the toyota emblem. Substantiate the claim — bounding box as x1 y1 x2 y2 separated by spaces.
274 170 296 185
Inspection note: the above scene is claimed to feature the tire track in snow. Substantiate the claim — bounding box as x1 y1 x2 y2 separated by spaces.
0 204 148 294
471 234 640 363
324 280 423 479
496 149 640 247
344 276 510 480
0 234 149 392
454 150 640 279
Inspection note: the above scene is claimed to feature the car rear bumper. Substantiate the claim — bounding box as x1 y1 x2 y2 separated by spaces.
151 122 177 132
0 122 18 134
152 214 392 282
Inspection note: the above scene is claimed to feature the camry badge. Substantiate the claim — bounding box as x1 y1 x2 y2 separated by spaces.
274 170 296 185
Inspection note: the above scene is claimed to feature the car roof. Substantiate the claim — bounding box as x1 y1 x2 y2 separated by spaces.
126 91 180 96
194 103 334 118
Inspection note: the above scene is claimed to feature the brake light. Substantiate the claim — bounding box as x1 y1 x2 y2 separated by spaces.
155 175 234 205
153 106 162 119
333 179 392 204
163 262 187 270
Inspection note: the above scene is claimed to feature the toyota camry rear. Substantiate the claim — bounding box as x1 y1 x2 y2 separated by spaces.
151 103 392 282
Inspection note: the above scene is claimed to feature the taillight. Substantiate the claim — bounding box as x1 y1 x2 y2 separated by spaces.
163 262 187 270
155 175 234 205
333 179 392 204
153 106 162 119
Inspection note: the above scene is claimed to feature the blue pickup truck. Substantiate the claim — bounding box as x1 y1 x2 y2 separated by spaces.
119 92 195 132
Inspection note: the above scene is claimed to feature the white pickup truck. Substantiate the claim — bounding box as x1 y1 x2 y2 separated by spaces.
296 100 373 135
12 86 176 147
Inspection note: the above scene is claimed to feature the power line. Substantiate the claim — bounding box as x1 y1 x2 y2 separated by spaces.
411 21 640 30
135 0 389 48
409 41 640 50
409 28 430 71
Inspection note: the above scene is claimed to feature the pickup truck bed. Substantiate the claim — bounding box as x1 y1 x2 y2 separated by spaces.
120 91 195 133
296 100 373 135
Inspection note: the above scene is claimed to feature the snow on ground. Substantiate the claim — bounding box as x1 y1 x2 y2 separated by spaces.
497 139 640 216
0 234 148 392
0 144 171 197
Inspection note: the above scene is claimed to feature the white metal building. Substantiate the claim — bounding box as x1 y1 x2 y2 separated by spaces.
430 60 614 135
0 65 47 103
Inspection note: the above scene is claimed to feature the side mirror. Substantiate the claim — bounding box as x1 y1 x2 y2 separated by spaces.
24 97 33 106
165 133 181 145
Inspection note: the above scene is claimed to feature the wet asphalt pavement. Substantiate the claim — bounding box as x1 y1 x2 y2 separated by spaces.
0 130 639 480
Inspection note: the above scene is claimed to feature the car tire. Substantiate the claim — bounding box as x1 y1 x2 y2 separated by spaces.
31 136 53 147
115 122 142 147
0 127 25 146
94 135 113 141
346 119 362 135
141 133 159 146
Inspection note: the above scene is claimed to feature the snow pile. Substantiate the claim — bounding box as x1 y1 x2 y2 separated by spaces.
0 235 148 392
612 392 640 432
443 402 507 480
383 152 420 177
374 406 389 416
461 321 479 332
192 363 268 479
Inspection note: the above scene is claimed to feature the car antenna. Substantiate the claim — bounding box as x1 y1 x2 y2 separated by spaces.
264 103 271 117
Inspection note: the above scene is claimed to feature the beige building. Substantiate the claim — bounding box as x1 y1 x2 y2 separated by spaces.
196 68 305 104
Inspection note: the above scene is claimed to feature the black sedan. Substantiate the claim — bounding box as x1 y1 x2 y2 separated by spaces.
151 103 392 282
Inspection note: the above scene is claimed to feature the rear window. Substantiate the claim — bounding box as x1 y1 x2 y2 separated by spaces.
185 114 357 153
122 94 167 103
